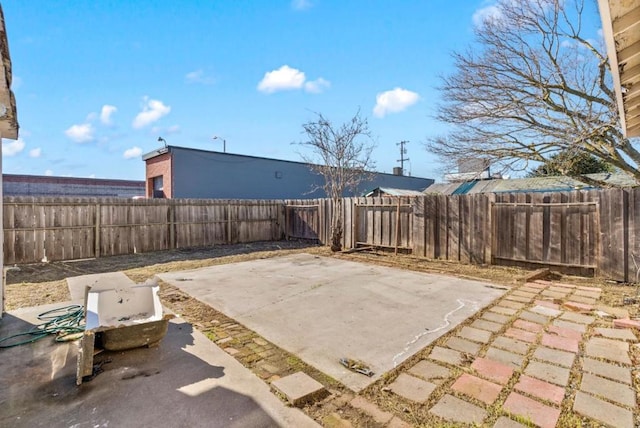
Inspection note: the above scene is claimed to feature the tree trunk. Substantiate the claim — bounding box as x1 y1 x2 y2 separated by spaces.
330 198 343 252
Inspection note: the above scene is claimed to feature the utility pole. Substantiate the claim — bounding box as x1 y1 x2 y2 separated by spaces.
397 140 409 175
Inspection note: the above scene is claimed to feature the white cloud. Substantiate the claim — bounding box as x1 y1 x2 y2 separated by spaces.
44 169 53 176
65 123 95 143
257 65 306 93
132 97 171 129
291 0 313 10
100 104 117 125
472 4 503 27
373 88 420 118
29 147 42 158
123 146 143 159
185 69 215 85
2 138 25 156
304 77 331 94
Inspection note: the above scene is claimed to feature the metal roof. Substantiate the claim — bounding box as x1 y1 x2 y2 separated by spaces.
424 172 638 195
598 0 640 138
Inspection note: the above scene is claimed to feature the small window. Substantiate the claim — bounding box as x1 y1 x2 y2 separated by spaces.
152 176 165 198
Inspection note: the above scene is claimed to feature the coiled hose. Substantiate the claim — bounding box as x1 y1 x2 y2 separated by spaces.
0 305 85 348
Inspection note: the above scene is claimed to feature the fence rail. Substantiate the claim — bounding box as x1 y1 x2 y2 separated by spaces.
4 187 640 282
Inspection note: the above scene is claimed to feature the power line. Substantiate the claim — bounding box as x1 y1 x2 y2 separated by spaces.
397 140 409 175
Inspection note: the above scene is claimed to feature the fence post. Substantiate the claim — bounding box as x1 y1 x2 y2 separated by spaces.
169 203 175 249
94 203 101 258
227 204 232 244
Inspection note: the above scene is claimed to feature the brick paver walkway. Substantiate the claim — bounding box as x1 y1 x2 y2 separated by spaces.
380 280 639 427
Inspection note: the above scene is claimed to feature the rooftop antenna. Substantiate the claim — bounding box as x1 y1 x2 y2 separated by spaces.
397 140 409 175
157 136 167 148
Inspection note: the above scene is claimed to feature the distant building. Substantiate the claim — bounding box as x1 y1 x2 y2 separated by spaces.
363 187 425 197
142 145 434 199
3 174 145 198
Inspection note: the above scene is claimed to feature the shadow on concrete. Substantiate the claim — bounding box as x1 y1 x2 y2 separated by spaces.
7 240 319 285
1 314 281 428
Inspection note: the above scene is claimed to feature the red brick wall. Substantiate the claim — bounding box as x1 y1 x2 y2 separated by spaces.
145 152 172 198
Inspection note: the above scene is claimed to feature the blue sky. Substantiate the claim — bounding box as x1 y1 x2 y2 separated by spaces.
1 0 603 182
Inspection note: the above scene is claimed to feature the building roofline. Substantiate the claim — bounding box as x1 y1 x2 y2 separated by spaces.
141 145 433 180
3 174 145 187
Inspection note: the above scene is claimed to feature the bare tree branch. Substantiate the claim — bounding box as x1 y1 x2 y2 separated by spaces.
298 111 376 251
427 0 640 186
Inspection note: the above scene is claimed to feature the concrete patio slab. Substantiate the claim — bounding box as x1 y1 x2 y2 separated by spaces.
0 303 318 428
158 253 506 391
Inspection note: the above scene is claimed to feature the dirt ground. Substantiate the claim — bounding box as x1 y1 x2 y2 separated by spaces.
4 240 640 427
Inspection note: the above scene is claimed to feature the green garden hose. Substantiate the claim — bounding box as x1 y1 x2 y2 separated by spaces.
0 304 85 348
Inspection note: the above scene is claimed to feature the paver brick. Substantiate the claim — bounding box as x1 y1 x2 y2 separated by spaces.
563 301 593 313
452 373 502 404
408 360 451 385
323 412 353 428
530 305 562 317
559 311 595 324
429 346 463 366
497 300 526 310
490 306 518 316
549 284 574 292
613 318 640 330
552 318 586 333
541 333 579 353
582 357 632 384
505 295 531 303
459 326 492 344
512 290 538 299
595 304 629 319
350 396 394 424
271 372 329 407
503 392 560 428
492 335 530 355
580 373 636 407
519 286 542 294
493 416 527 428
573 288 600 298
532 346 575 368
525 361 570 386
485 347 524 368
482 311 511 324
471 357 513 385
534 299 560 310
527 281 550 289
429 394 487 425
471 318 503 333
519 310 549 325
567 295 597 305
514 374 565 404
446 336 481 354
513 319 544 333
546 324 582 340
389 373 436 403
584 337 631 365
575 285 600 292
573 391 634 428
540 290 568 299
594 327 637 341
504 327 537 343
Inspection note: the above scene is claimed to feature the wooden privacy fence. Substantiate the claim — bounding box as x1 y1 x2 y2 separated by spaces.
3 197 284 264
4 188 640 282
288 188 640 282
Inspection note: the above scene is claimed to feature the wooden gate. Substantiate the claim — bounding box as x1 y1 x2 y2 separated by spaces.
285 204 320 240
353 198 413 253
491 198 599 274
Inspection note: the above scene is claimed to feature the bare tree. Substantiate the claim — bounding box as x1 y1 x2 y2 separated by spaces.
427 0 640 185
299 111 375 252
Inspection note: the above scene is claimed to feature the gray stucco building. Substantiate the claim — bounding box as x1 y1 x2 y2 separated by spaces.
142 145 433 199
